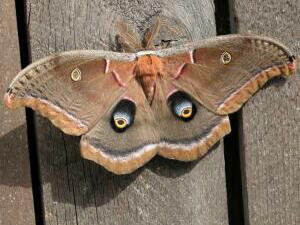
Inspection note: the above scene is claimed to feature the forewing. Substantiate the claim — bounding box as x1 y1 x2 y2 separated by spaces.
168 35 297 114
4 50 136 135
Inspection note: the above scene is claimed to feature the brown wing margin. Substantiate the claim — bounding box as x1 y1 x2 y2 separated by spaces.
4 93 89 135
216 56 296 114
157 117 231 161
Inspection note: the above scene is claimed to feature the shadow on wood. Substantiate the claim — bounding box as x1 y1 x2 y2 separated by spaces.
36 118 221 207
0 124 32 188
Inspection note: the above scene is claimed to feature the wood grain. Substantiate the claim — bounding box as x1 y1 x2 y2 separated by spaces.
232 1 300 225
25 0 229 224
0 0 35 224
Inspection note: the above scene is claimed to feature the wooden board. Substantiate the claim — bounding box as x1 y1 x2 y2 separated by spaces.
0 0 36 224
25 0 229 224
232 1 300 225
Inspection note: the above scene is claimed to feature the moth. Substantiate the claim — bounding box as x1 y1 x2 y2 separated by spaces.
4 19 297 174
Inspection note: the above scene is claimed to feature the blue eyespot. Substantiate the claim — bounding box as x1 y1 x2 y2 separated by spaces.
168 92 196 121
111 99 136 132
113 111 131 129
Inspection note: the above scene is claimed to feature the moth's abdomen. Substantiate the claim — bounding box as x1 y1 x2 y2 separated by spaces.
138 75 156 103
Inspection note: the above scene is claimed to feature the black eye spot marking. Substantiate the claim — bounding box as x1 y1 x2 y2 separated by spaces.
111 99 136 132
168 91 196 122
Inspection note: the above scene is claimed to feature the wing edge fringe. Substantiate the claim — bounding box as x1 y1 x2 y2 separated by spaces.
217 60 297 114
4 94 88 135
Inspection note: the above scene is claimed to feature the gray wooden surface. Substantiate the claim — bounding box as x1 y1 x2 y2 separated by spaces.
25 0 229 224
232 1 300 225
2 0 298 224
0 0 35 224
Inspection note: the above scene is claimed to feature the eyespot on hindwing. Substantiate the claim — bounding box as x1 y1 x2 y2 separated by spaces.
168 91 196 122
111 99 136 132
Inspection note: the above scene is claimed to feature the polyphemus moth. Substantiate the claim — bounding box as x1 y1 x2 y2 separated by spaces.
4 19 297 174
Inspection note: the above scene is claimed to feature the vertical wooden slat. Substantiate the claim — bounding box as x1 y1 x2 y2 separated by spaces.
25 0 229 224
0 0 36 224
232 0 299 225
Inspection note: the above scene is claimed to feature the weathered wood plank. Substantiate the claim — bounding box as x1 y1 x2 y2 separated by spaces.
0 0 36 224
25 0 229 224
232 1 300 225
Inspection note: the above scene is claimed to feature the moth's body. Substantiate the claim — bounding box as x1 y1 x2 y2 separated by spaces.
4 18 297 174
136 55 161 103
107 53 192 103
